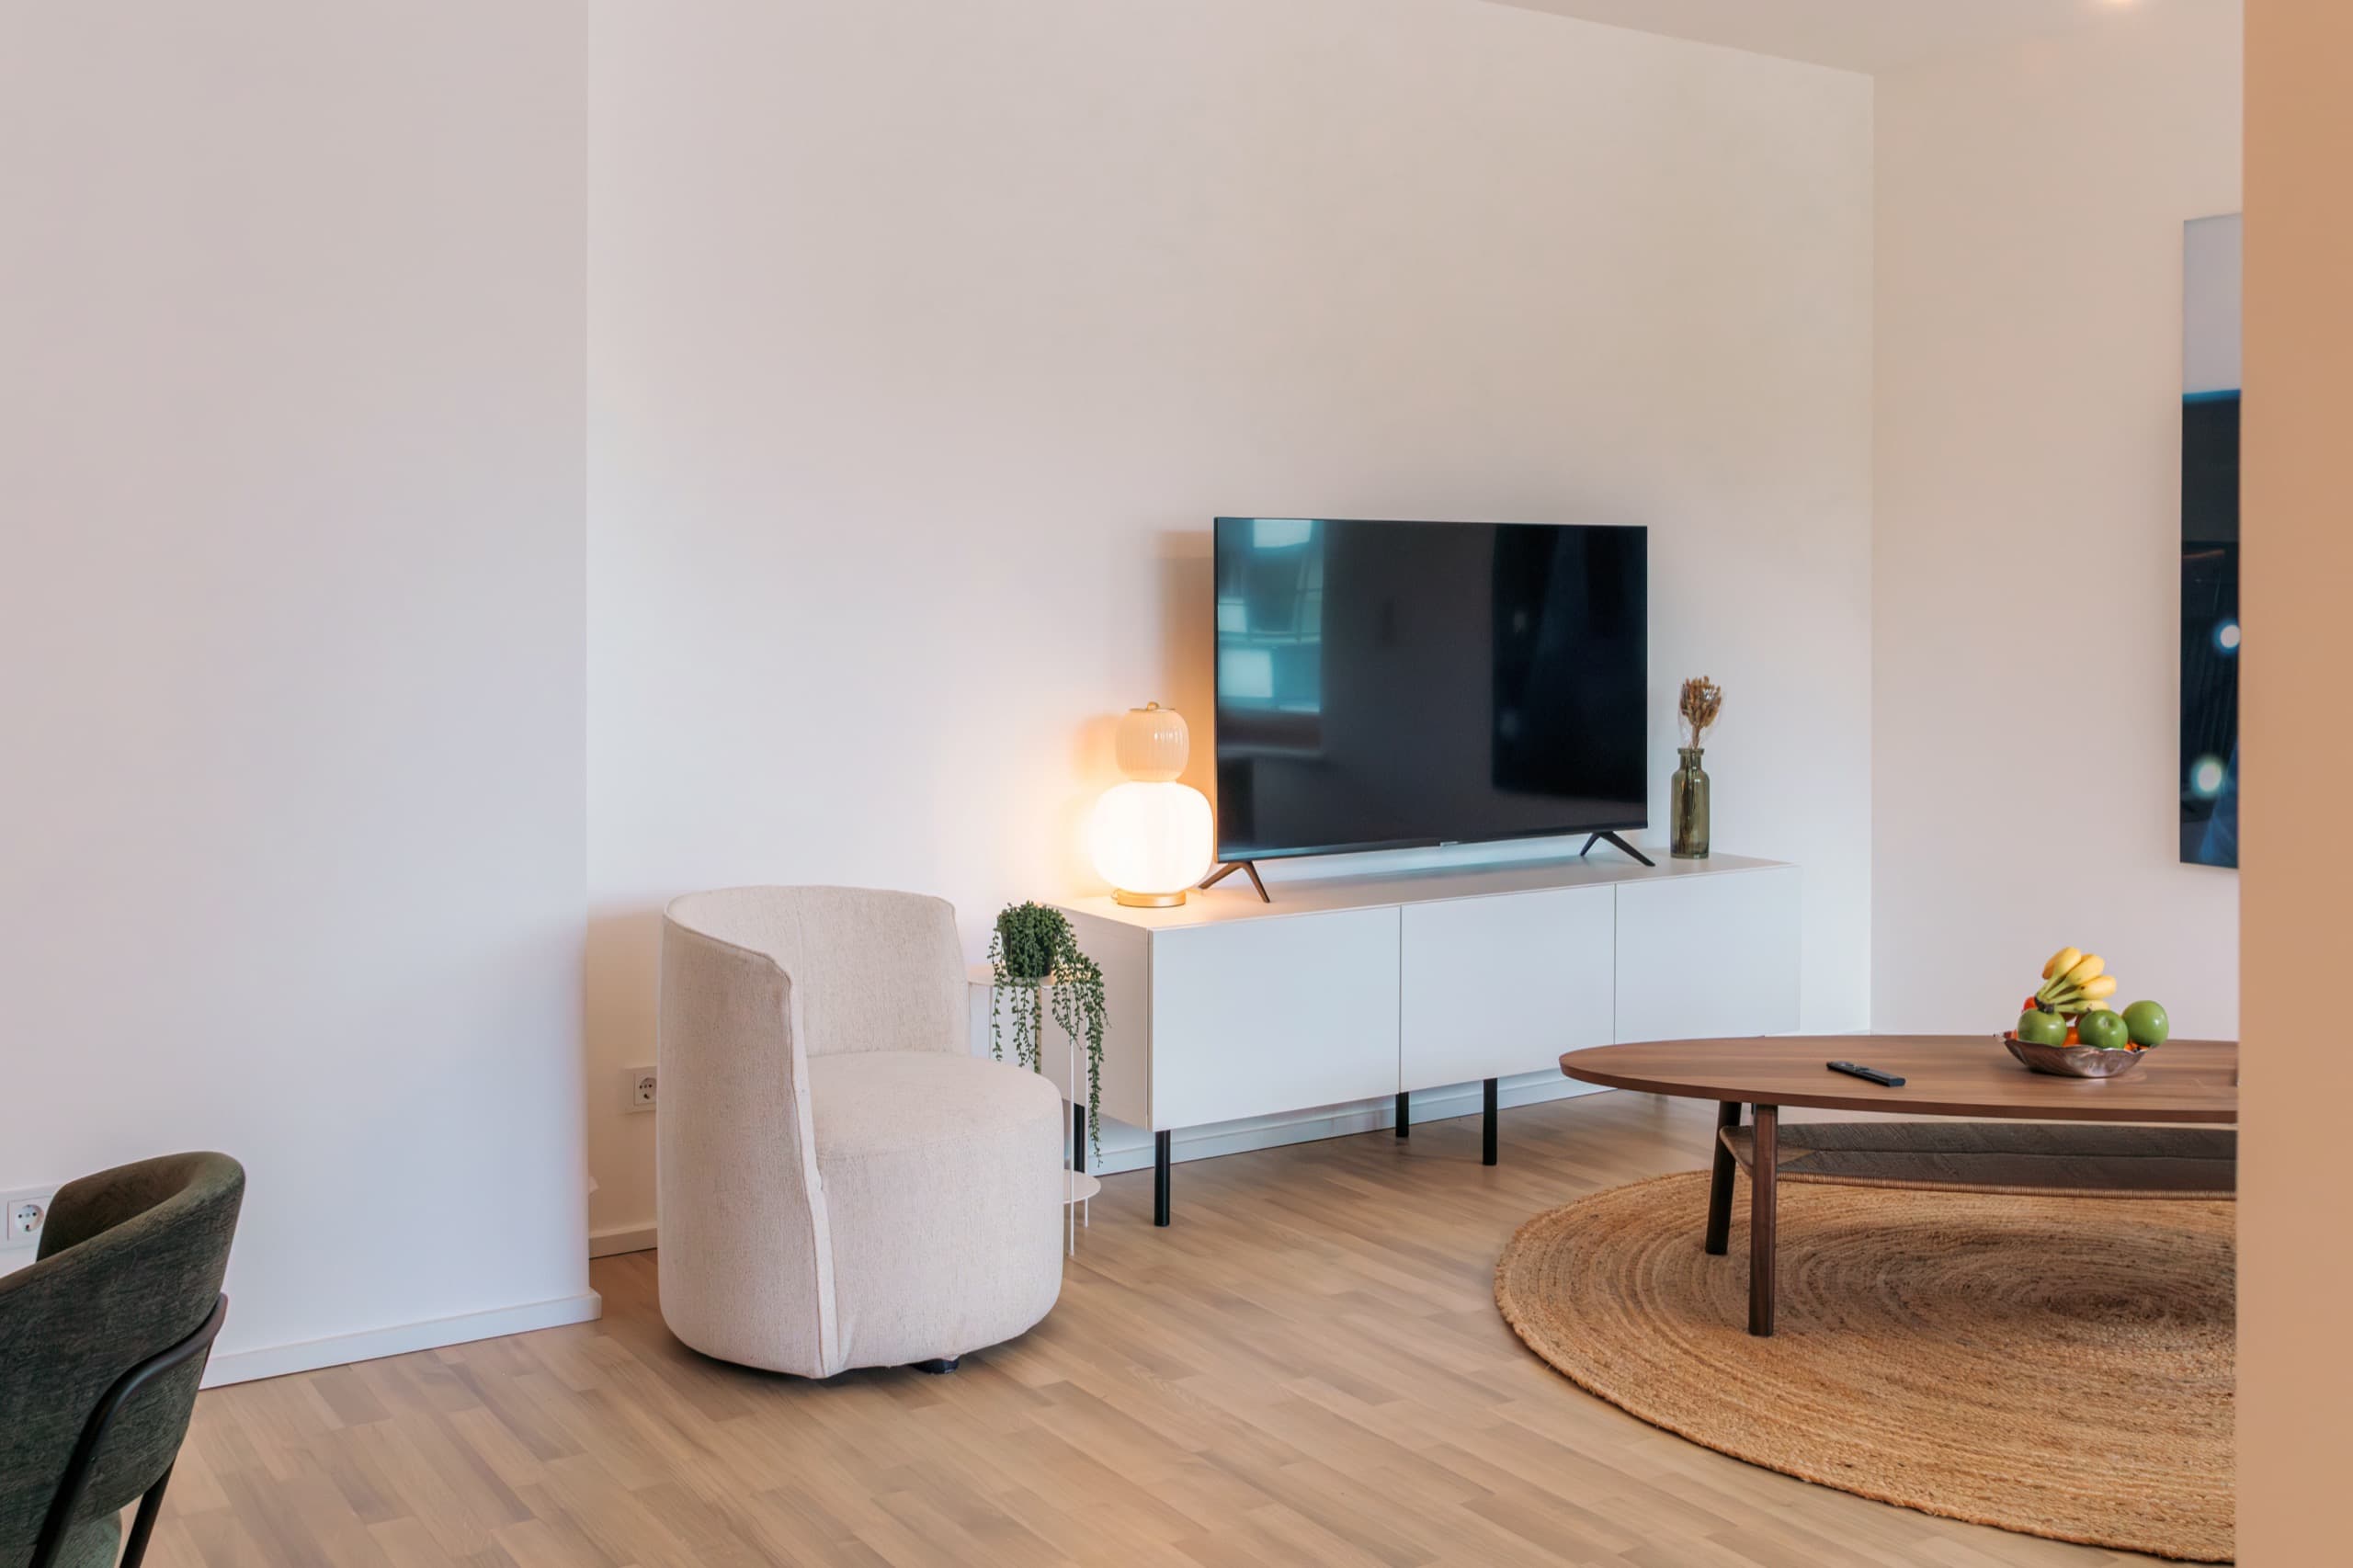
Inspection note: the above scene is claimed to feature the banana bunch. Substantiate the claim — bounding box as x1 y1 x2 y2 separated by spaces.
2033 947 2118 1016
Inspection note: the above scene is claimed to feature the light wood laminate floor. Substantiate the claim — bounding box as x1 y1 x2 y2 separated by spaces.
148 1091 2169 1566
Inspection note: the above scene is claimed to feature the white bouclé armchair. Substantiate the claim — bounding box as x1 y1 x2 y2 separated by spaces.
657 887 1064 1376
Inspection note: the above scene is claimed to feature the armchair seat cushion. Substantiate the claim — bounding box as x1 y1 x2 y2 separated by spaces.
806 1051 1063 1370
809 1049 1063 1158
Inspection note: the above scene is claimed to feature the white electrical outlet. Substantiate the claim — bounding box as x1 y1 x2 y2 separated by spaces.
3 1187 55 1251
622 1066 657 1113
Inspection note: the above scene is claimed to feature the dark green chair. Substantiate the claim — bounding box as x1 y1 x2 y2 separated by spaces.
0 1153 244 1568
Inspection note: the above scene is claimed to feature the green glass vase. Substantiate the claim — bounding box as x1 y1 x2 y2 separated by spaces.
1670 746 1711 859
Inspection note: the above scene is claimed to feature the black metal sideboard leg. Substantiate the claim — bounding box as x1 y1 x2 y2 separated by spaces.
1073 1101 1086 1176
1395 1090 1410 1138
1704 1100 1741 1256
1482 1078 1499 1165
1154 1131 1172 1226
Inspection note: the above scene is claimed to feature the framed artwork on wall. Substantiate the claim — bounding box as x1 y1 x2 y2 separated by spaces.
2180 214 2240 869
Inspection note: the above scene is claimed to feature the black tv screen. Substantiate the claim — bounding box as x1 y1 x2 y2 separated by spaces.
1212 517 1648 862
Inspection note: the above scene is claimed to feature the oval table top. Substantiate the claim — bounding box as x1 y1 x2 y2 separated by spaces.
1561 1035 2238 1123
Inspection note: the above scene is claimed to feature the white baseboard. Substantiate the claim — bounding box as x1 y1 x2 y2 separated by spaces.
200 1290 604 1388
589 1221 658 1258
584 1076 1617 1256
1086 1072 1608 1175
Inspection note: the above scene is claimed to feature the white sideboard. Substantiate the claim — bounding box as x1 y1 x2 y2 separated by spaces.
1057 851 1800 1223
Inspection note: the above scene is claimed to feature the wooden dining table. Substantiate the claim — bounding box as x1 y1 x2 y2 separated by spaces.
1559 1035 2240 1335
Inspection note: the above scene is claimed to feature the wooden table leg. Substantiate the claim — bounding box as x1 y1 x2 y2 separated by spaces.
1749 1103 1778 1336
1704 1100 1741 1256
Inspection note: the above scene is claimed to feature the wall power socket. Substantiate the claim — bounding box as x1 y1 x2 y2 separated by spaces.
622 1066 657 1114
3 1187 56 1252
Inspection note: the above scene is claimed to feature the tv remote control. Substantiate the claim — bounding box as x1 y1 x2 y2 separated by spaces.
1827 1061 1905 1087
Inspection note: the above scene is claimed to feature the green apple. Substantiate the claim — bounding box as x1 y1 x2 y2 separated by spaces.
2017 1008 2069 1046
2121 999 2171 1050
2077 1010 2131 1051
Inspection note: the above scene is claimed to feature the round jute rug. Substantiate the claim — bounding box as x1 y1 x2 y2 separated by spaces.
1495 1171 2234 1562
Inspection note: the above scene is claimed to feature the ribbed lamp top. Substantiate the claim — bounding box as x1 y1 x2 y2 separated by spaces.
1114 702 1188 781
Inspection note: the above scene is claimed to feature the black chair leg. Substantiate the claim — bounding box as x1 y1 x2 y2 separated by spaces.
119 1466 175 1568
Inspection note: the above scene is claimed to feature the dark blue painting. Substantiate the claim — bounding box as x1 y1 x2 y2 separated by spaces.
2180 215 2239 869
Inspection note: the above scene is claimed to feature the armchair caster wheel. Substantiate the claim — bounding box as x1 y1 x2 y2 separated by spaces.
910 1357 961 1375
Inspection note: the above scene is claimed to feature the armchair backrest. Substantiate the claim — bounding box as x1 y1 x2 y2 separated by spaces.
662 887 966 1059
0 1152 244 1565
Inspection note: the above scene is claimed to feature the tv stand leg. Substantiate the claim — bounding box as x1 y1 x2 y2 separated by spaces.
1483 1078 1499 1165
1198 860 1271 902
1395 1091 1409 1138
1578 830 1655 868
1154 1131 1172 1226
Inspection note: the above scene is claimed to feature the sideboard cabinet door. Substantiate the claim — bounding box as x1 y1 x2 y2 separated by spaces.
1400 887 1614 1091
1149 908 1402 1129
1613 868 1801 1044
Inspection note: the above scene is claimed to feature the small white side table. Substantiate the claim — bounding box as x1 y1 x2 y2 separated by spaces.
971 967 1098 1255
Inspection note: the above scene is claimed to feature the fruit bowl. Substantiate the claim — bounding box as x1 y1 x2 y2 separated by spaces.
2001 1032 2149 1078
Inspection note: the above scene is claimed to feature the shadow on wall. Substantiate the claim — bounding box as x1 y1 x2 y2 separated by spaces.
585 907 664 1245
1044 526 1215 900
1159 528 1216 801
1058 714 1119 896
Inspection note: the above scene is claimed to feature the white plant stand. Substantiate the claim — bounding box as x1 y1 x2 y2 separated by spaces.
974 969 1098 1256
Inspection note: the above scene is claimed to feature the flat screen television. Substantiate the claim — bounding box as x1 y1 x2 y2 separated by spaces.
1212 517 1648 862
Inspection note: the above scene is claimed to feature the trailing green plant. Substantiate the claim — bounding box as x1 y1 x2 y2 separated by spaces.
987 901 1108 1161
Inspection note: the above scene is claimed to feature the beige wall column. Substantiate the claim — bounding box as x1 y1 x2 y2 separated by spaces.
2239 0 2353 1558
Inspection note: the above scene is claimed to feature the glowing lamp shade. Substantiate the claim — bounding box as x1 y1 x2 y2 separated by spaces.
1092 703 1213 907
1092 781 1213 907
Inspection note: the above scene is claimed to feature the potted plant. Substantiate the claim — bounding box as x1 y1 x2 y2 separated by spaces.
987 902 1108 1160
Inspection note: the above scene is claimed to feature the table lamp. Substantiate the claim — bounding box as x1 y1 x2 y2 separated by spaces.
1090 703 1213 907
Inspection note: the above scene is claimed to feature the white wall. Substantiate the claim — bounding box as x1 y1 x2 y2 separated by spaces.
0 4 596 1378
1871 2 2243 1037
587 0 1875 1236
